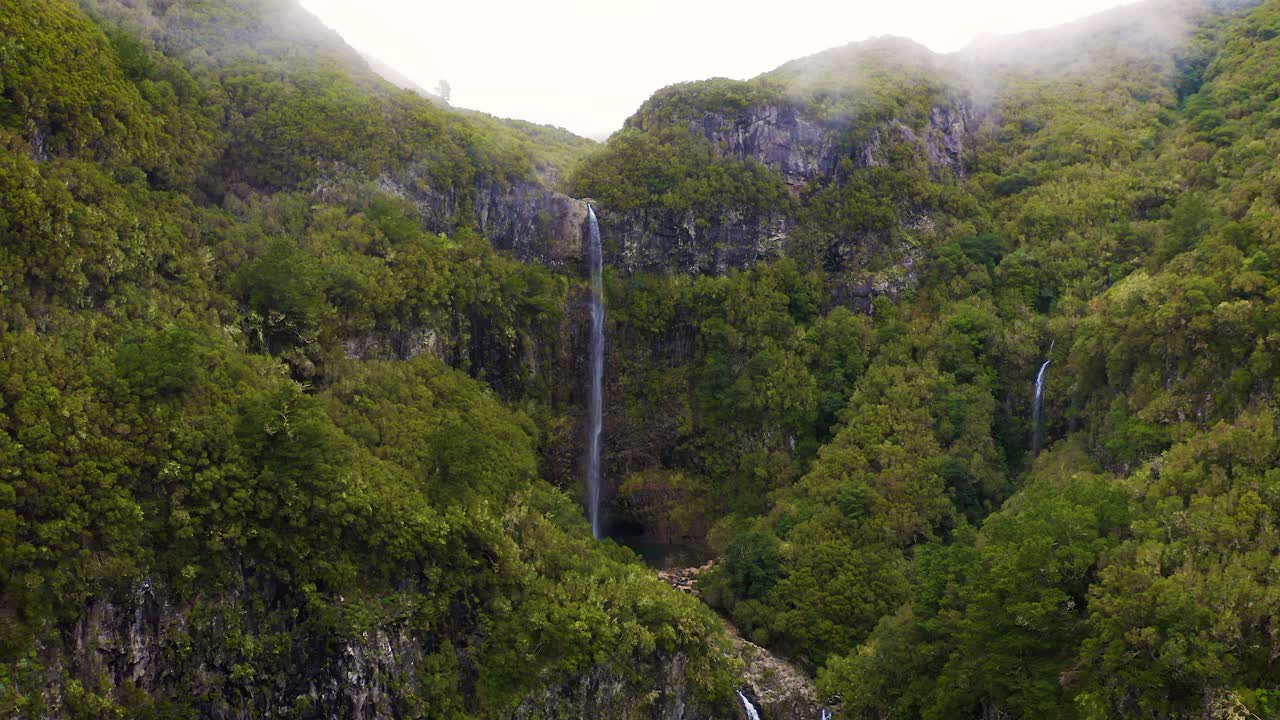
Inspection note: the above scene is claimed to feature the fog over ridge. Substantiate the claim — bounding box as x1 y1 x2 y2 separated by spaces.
297 0 1156 138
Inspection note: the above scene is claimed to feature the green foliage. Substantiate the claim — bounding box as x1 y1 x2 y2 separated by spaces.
822 458 1131 720
7 0 1280 716
1079 410 1280 719
625 77 785 129
481 114 599 187
233 238 330 353
0 1 733 715
569 125 790 216
575 3 1280 717
604 259 868 524
0 0 160 166
115 325 201 398
723 530 783 600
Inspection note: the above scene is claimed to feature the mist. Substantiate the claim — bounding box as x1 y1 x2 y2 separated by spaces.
297 0 1149 139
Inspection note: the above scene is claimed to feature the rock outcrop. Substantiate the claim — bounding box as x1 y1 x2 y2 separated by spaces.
658 561 717 595
593 97 979 277
48 580 433 719
513 654 712 720
471 181 590 269
363 174 589 270
656 565 830 720
686 103 837 188
601 206 793 276
729 625 827 720
37 579 721 720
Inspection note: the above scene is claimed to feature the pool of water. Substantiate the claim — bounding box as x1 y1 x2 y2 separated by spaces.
614 535 714 570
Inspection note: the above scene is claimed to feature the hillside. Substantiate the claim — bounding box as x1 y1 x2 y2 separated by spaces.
0 0 732 717
3 0 1280 718
569 0 1280 717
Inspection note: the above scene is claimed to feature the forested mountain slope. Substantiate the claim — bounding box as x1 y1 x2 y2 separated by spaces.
569 0 1280 717
4 0 1280 718
0 1 731 717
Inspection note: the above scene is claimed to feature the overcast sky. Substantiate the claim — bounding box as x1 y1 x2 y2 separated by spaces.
298 0 1141 139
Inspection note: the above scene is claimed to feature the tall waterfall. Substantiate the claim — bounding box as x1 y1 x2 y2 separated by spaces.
586 206 605 539
1031 341 1054 458
736 690 762 720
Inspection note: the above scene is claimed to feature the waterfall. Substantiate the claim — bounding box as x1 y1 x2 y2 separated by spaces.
1031 341 1054 458
736 690 762 720
820 710 833 720
586 206 605 539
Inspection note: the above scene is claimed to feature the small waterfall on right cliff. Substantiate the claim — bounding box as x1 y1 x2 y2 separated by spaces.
1031 341 1054 458
585 206 605 539
736 690 762 720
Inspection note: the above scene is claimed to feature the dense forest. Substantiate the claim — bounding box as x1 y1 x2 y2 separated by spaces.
2 0 1280 718
568 0 1280 717
0 0 731 717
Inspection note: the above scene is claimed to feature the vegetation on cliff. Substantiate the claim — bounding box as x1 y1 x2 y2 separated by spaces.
0 0 732 717
5 0 1280 717
572 0 1280 717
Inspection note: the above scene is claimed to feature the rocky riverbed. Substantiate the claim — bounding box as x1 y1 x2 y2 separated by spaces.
656 563 830 720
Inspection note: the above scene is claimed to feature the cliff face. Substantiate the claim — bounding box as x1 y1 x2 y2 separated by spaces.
732 631 823 720
376 97 982 282
38 579 721 720
512 655 711 720
56 581 443 719
675 98 977 185
600 206 793 276
350 176 590 271
684 103 837 188
589 96 979 277
473 182 590 268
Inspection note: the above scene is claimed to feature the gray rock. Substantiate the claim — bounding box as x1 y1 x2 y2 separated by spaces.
370 174 589 270
601 206 793 276
596 99 980 277
685 103 837 188
36 579 720 719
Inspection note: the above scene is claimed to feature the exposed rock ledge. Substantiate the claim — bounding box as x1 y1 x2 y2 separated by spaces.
727 625 823 720
657 564 828 720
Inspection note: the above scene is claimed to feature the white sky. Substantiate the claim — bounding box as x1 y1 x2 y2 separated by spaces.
299 0 1141 139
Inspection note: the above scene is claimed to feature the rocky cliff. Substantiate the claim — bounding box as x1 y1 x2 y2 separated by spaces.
582 89 980 277
645 98 975 187
677 103 837 188
599 206 793 276
33 578 726 720
473 182 590 268
732 631 823 720
404 178 590 270
512 655 713 720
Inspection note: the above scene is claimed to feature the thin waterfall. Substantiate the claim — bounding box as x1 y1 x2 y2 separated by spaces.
736 690 762 720
586 206 605 539
1031 340 1054 458
820 710 833 720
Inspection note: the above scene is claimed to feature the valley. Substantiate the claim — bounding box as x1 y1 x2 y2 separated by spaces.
2 0 1280 718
